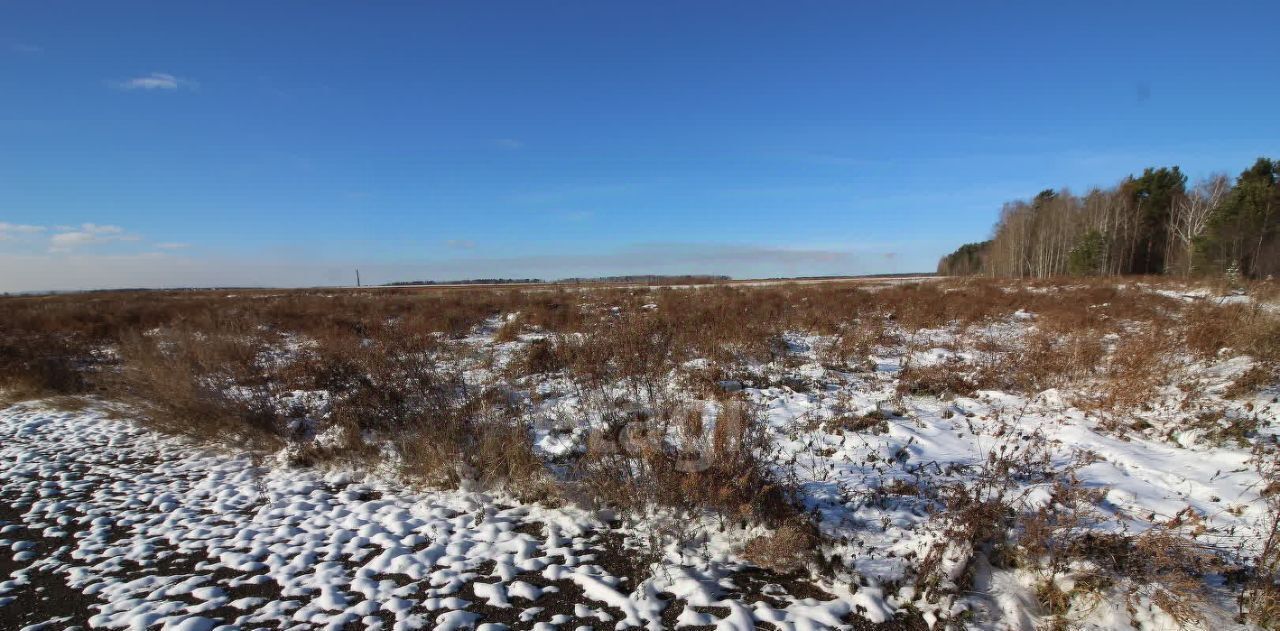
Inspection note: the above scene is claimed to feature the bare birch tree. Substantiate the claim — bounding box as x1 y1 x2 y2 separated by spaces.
1168 174 1230 275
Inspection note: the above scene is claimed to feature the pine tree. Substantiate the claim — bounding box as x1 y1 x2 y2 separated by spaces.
1198 158 1279 277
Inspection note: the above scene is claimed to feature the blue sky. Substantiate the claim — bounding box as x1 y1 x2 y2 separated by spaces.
2 1 1278 290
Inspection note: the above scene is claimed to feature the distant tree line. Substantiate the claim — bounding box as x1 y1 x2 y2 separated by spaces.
938 157 1279 278
382 275 734 287
383 278 544 286
556 275 731 284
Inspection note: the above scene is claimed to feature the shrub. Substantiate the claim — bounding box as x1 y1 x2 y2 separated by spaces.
1241 442 1280 627
517 337 567 375
897 360 977 398
1225 364 1277 398
576 397 795 524
113 328 286 450
743 518 820 574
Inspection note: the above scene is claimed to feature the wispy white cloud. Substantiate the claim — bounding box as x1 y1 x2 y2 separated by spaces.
48 223 139 251
0 241 908 293
508 183 642 205
0 222 46 232
559 210 595 222
112 72 197 91
154 242 191 250
368 243 866 283
445 239 477 250
0 252 187 292
494 138 524 150
5 41 42 54
0 222 46 241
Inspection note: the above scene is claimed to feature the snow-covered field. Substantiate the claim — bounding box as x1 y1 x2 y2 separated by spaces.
0 403 882 631
0 404 640 630
1 280 1277 630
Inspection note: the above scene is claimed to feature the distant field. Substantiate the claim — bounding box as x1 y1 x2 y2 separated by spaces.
354 272 939 292
1 276 1277 629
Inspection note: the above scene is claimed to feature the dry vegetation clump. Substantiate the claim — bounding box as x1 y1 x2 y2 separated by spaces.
1239 441 1280 627
510 337 568 376
0 331 93 401
515 291 591 333
310 336 459 434
396 412 546 497
915 429 1057 602
393 373 550 498
829 318 899 367
871 282 1006 331
491 316 523 343
592 311 680 407
1124 527 1221 627
896 359 978 398
1183 302 1280 363
1095 329 1178 414
1184 302 1242 358
914 436 1225 628
1227 364 1280 399
651 286 789 366
554 310 683 417
113 327 288 450
827 410 891 435
1014 481 1109 621
286 334 547 494
470 419 548 496
1180 409 1262 448
966 327 1108 397
742 517 820 574
575 397 796 526
1014 477 1225 629
1246 279 1280 304
1025 524 1220 629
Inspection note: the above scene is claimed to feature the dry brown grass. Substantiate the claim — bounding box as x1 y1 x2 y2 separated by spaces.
0 280 1257 446
575 397 796 524
914 428 1056 601
113 327 287 450
1013 476 1222 628
743 517 819 574
2 277 1275 565
511 337 567 376
1094 329 1177 413
1226 364 1278 399
897 359 978 398
1240 442 1280 628
1184 302 1280 362
827 411 891 435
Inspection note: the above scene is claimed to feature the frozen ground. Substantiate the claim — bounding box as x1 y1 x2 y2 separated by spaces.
0 404 891 631
1 285 1277 630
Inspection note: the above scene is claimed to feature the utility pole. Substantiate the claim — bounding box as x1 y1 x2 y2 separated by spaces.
356 269 361 288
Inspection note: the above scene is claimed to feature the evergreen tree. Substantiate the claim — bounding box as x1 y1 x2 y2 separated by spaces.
1197 158 1279 277
1122 166 1186 275
937 241 991 275
1068 230 1107 276
937 157 1280 279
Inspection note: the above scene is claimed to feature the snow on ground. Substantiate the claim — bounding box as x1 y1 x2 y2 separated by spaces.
465 304 1274 629
2 288 1277 630
0 403 873 631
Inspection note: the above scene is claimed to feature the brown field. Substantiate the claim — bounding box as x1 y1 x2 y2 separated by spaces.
2 275 1278 627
